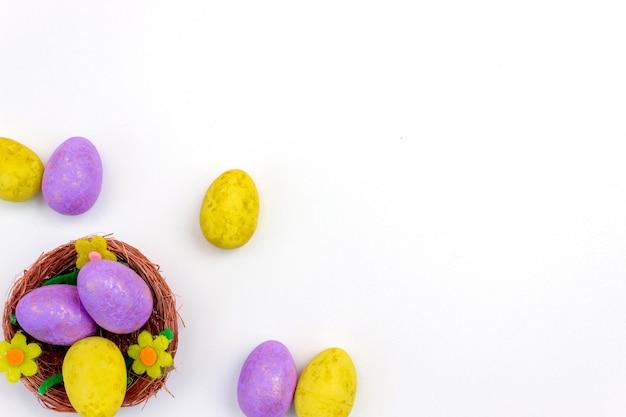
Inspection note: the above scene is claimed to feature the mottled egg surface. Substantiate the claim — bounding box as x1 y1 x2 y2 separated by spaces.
42 136 102 215
294 348 357 417
199 169 260 249
238 340 297 417
0 137 44 202
77 258 153 334
15 284 98 346
63 336 127 417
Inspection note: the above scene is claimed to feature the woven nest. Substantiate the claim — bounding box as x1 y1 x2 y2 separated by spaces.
2 236 179 412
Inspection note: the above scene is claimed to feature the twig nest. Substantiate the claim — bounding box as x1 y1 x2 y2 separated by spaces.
1 236 179 415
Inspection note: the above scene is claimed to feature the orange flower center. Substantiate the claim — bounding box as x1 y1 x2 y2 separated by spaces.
140 347 157 367
6 348 25 367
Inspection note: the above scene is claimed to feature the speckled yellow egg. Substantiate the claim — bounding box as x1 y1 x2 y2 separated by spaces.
199 169 260 249
0 137 44 202
62 337 127 417
294 348 357 417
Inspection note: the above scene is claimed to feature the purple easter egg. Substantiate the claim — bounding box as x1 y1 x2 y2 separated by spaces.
42 136 102 215
15 284 98 346
237 340 297 417
77 258 153 334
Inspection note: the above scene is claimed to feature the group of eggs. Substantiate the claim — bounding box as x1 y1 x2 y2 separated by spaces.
0 136 103 214
0 136 260 249
15 251 155 417
16 253 153 345
3 136 357 416
238 340 357 417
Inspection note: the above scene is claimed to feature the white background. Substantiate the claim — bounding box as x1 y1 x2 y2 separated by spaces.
1 1 626 416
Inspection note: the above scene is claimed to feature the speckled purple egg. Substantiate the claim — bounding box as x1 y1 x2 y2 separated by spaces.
77 258 153 334
15 284 98 346
237 340 298 417
42 136 102 215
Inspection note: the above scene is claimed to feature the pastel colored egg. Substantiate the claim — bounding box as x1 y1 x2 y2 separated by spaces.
199 169 260 249
42 136 102 215
63 336 127 417
237 340 298 417
294 348 357 417
77 258 153 334
0 137 44 202
15 284 98 346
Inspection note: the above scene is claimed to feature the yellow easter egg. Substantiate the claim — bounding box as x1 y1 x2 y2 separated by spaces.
294 347 357 417
199 169 260 249
62 336 127 417
0 137 44 202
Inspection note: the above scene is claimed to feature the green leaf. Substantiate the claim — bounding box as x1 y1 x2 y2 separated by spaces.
43 270 79 286
39 374 64 395
160 328 174 341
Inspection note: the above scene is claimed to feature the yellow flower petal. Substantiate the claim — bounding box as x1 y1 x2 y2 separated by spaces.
152 335 170 351
6 366 22 383
0 341 11 354
137 331 153 347
157 351 173 368
18 359 38 377
11 333 27 349
75 239 90 251
146 365 162 379
128 344 141 359
75 241 93 269
132 359 147 375
24 343 42 360
0 360 8 373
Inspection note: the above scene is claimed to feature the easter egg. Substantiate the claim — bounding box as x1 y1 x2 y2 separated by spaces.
63 336 127 417
77 258 153 334
237 340 298 417
42 136 102 215
199 169 259 249
15 284 98 346
0 137 44 202
294 348 357 417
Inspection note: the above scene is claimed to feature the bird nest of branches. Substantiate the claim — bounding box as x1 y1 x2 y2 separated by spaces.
2 236 179 412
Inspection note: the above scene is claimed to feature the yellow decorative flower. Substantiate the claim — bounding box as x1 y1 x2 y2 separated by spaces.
0 332 41 383
75 235 117 268
128 331 173 378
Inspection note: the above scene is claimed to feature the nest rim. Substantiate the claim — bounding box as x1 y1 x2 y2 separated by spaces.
2 236 179 412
